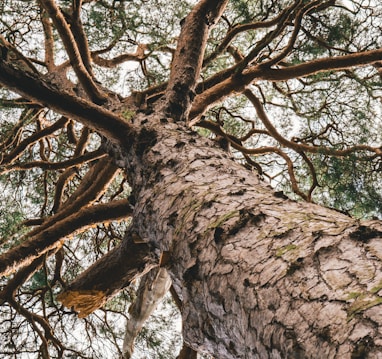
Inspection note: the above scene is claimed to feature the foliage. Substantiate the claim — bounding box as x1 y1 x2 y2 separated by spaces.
0 0 382 357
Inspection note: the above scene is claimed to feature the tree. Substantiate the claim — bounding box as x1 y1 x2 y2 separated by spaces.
1 0 382 357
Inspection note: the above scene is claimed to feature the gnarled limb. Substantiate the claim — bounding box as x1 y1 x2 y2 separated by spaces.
38 0 107 103
0 198 132 277
0 61 135 145
58 237 157 318
161 0 228 121
190 46 382 121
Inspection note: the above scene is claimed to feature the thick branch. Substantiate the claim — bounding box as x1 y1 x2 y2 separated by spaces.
91 43 148 68
40 6 55 71
177 345 198 359
39 0 107 103
0 199 132 277
0 61 135 145
58 237 157 318
70 0 94 75
8 157 119 251
190 46 382 120
161 0 228 121
259 47 382 81
55 157 118 213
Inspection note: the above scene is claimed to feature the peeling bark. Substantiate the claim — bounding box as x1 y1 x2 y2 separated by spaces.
2 1 382 357
96 116 382 358
58 237 157 318
122 267 172 358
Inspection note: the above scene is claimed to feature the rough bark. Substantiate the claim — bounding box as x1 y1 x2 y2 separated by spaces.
57 237 157 318
96 115 382 358
161 0 228 121
2 1 382 357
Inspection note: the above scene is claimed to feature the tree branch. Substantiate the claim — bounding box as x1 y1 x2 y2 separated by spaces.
203 3 297 65
40 6 55 71
69 0 94 75
38 0 107 104
160 0 228 121
0 116 69 166
58 237 157 318
51 126 92 213
0 61 135 145
233 0 301 74
243 89 382 157
2 149 106 173
92 43 148 68
0 198 132 277
189 46 382 121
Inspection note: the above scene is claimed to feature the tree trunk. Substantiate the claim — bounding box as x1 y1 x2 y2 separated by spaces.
2 1 382 356
106 114 382 358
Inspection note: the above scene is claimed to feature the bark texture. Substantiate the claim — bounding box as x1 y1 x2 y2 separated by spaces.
2 1 382 357
104 114 382 358
58 237 157 318
122 267 172 358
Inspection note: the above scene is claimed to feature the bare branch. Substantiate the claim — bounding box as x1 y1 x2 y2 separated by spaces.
58 237 157 318
161 0 229 121
38 0 107 104
0 198 132 277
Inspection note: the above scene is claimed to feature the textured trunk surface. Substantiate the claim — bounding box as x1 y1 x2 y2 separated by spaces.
108 114 382 359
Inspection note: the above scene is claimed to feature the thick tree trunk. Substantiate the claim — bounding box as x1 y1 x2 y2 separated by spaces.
2 1 382 356
100 114 382 358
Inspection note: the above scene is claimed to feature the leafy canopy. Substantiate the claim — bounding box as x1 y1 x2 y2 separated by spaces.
1 0 382 357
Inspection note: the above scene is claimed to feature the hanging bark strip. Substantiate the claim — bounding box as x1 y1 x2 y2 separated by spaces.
2 0 382 357
60 116 382 357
